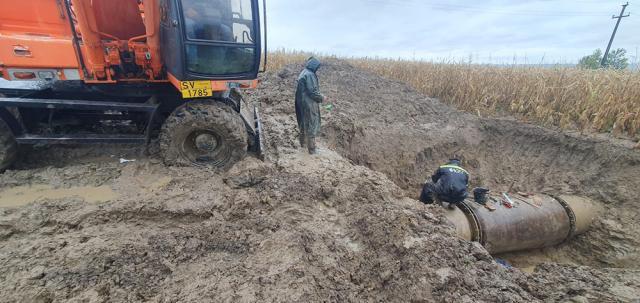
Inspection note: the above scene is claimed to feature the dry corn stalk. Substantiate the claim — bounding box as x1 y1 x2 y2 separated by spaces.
267 50 640 138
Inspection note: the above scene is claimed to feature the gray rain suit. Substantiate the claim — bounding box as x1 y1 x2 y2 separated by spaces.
295 58 325 142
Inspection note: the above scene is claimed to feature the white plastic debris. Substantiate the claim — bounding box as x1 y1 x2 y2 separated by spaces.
119 158 136 164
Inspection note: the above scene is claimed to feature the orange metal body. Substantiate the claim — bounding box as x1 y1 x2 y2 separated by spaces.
0 0 78 73
0 0 250 92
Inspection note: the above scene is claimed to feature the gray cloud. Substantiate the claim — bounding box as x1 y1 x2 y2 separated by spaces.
266 0 639 63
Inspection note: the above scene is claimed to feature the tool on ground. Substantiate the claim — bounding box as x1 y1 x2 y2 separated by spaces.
473 187 490 205
495 258 513 269
502 193 515 208
518 191 533 197
512 195 540 209
489 197 502 209
323 104 334 111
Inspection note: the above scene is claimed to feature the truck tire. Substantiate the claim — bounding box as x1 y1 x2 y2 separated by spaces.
0 117 18 172
160 100 247 170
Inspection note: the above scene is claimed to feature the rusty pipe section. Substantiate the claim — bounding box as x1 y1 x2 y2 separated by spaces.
444 194 601 254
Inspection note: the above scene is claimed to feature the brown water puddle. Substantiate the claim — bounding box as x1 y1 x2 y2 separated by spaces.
502 251 578 274
0 184 118 208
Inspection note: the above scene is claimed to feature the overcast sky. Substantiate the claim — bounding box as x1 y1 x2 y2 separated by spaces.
266 0 639 64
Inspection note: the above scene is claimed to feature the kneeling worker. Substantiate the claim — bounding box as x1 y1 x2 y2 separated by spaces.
420 159 469 209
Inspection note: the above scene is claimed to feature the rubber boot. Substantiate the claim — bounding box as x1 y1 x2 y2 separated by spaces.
307 136 317 154
299 133 306 148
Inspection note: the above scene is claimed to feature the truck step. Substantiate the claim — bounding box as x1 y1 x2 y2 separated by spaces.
16 134 147 145
0 97 157 112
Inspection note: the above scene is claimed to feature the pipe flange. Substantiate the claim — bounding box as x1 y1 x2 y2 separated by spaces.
458 202 484 245
551 195 577 240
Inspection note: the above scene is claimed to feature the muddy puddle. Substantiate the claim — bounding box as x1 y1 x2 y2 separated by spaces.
0 184 118 207
498 249 579 271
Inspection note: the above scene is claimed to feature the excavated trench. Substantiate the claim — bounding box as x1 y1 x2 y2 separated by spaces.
1 60 639 301
253 59 640 271
324 118 640 270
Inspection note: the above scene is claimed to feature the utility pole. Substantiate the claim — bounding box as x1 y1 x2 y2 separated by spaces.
601 2 630 68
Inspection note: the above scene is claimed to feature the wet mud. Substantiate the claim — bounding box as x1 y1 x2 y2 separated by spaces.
0 60 638 302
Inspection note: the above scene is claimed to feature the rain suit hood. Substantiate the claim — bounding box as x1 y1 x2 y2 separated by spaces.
306 57 321 72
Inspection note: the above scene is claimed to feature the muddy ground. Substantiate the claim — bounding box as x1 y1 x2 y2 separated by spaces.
0 60 639 302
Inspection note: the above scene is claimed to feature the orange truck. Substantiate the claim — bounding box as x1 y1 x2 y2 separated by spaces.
0 0 266 171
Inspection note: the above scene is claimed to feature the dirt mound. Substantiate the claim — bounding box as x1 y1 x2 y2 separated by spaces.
0 151 536 302
249 59 640 299
0 59 638 302
251 58 640 268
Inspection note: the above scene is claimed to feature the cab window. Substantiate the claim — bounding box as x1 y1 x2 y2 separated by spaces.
181 0 257 75
181 0 254 44
185 45 255 74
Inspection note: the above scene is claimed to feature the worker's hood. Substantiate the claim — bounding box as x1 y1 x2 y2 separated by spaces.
306 57 321 72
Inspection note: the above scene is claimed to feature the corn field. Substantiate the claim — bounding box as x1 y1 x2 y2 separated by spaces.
267 51 640 138
265 50 313 71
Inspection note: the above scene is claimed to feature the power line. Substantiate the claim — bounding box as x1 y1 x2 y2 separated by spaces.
361 0 612 17
423 2 607 16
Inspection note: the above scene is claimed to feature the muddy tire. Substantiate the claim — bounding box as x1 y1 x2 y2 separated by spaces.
160 100 247 170
0 117 18 172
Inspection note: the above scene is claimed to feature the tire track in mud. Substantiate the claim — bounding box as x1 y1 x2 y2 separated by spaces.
0 59 638 302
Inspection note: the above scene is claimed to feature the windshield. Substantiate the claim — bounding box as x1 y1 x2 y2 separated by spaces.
181 0 258 75
181 0 255 44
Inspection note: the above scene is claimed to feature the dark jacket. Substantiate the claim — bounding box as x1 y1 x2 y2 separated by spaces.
431 161 469 203
295 57 324 137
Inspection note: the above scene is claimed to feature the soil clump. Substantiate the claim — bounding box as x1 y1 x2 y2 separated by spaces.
0 60 638 302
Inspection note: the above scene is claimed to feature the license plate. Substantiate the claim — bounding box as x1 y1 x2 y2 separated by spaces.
180 81 213 98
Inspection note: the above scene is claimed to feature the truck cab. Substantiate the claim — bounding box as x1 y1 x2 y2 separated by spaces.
0 0 267 171
164 0 261 80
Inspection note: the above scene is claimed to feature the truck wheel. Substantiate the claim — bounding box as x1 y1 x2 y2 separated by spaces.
0 117 18 172
160 101 247 170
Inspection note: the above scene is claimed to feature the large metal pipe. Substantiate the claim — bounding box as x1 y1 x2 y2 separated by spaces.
444 194 601 254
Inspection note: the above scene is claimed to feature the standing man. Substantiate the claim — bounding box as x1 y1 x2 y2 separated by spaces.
420 158 470 209
295 57 325 154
